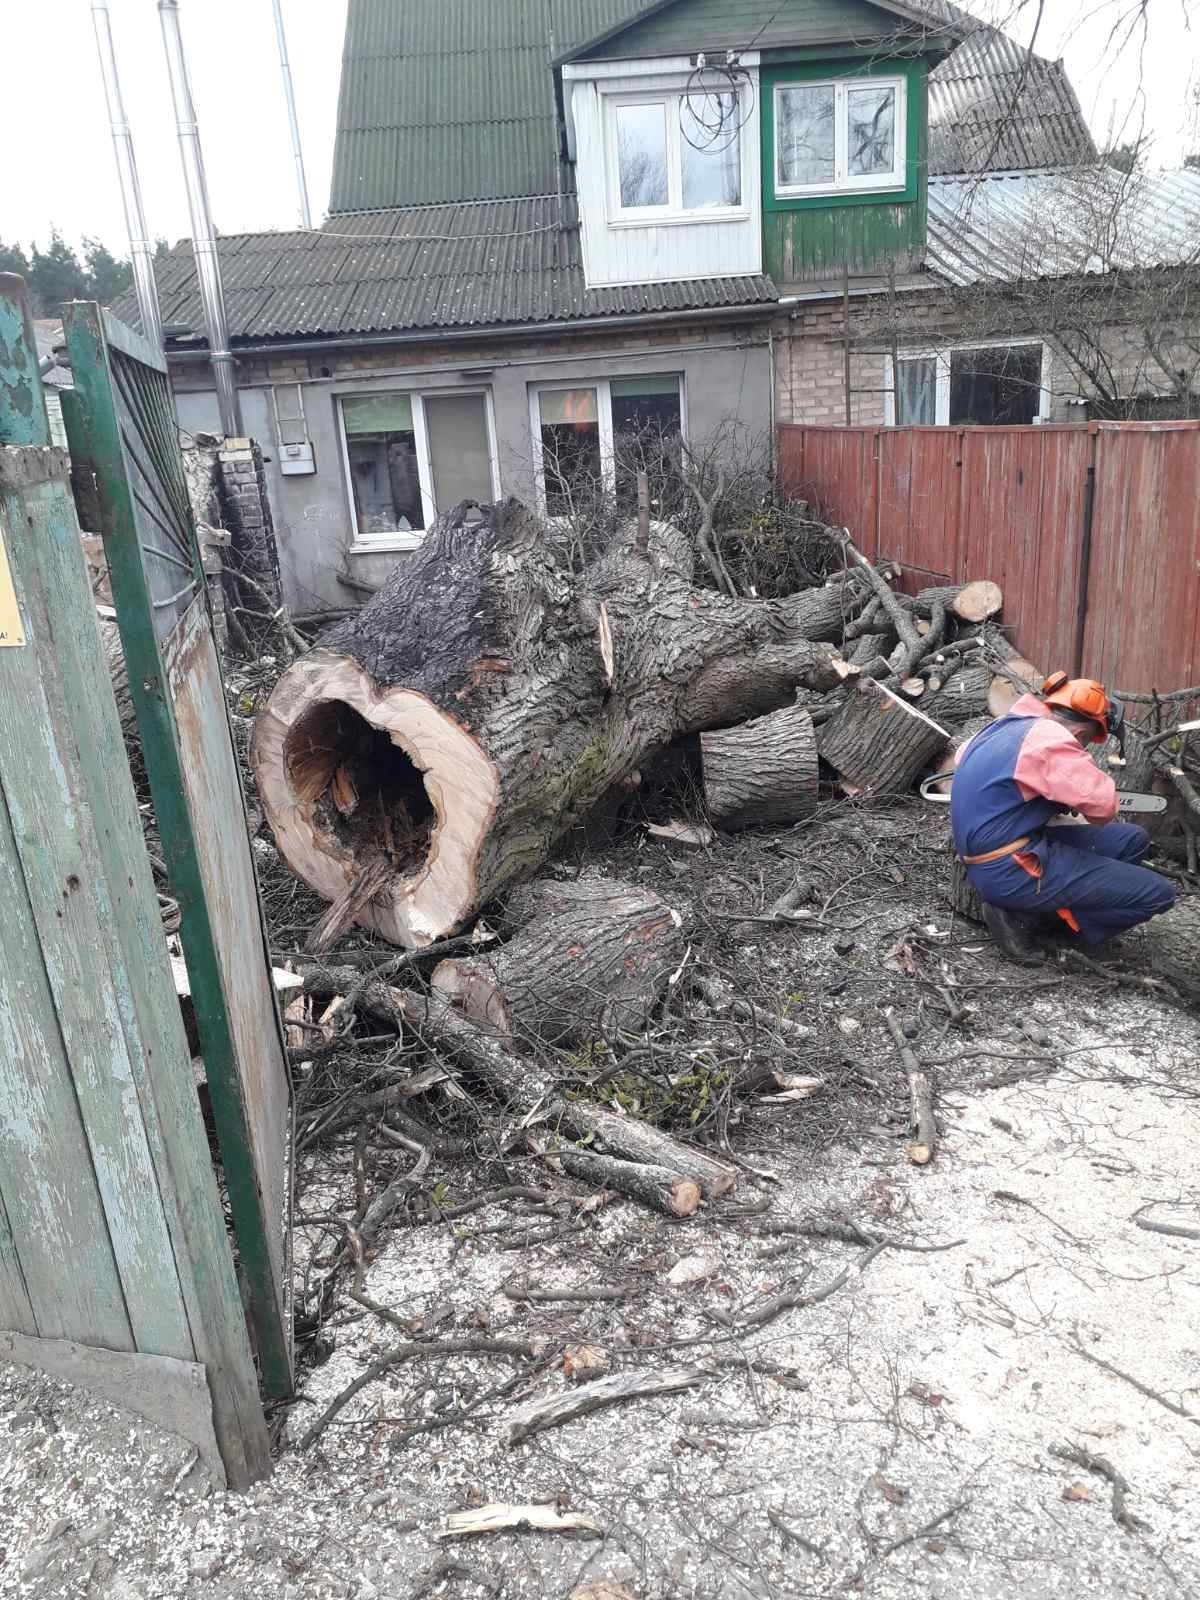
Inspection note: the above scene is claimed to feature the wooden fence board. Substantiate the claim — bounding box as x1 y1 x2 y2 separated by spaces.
0 771 132 1347
0 1172 36 1336
0 452 193 1359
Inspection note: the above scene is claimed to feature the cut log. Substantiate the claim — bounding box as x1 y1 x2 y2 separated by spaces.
558 1151 701 1218
987 657 1040 717
252 501 850 948
911 581 1002 624
699 702 817 830
1120 899 1200 1001
926 663 994 725
926 716 991 796
431 877 685 1046
818 679 947 793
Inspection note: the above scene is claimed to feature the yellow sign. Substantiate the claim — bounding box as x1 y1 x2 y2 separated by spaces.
0 513 25 648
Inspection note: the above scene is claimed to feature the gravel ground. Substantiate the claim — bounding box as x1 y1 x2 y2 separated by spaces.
3 981 1199 1600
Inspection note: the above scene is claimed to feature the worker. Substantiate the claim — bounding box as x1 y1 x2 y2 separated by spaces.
950 674 1175 960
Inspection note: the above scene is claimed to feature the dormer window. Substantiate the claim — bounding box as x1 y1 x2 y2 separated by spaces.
608 90 745 222
774 75 906 197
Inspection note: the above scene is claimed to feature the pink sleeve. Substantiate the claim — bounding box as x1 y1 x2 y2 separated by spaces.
1013 719 1118 822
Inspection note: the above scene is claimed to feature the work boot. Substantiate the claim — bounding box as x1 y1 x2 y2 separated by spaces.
980 902 1042 964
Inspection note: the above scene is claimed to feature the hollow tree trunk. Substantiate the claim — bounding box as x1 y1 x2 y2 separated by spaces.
818 680 947 794
431 877 685 1045
699 702 818 830
252 501 853 948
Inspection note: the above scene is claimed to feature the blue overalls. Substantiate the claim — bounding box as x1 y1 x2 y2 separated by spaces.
950 714 1175 944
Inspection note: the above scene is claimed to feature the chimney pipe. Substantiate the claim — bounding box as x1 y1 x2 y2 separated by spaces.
91 1 164 351
271 0 313 230
158 0 243 436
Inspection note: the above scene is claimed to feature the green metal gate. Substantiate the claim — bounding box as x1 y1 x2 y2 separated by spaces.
61 302 293 1397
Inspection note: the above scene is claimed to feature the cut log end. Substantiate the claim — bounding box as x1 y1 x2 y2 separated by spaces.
951 580 1003 623
250 650 498 948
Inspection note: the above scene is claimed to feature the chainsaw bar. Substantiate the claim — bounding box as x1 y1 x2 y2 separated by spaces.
919 771 1167 816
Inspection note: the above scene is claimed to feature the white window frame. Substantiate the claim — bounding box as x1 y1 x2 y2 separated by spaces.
339 387 500 552
884 341 1053 427
606 88 750 227
529 374 687 518
773 74 906 199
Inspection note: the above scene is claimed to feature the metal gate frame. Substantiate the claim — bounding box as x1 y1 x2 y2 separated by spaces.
61 302 293 1397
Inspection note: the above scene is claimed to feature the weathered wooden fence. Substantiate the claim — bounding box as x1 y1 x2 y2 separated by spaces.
778 421 1200 691
0 276 270 1484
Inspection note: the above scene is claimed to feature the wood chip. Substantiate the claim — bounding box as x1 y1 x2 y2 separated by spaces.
434 1503 604 1540
562 1344 609 1382
645 819 716 849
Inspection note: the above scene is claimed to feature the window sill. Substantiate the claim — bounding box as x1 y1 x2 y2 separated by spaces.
774 179 906 202
349 536 425 555
607 209 751 229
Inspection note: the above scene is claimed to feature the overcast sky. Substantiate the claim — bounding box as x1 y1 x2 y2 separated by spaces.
1 0 1196 257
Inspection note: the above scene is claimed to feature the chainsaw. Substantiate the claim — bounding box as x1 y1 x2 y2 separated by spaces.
918 772 1168 822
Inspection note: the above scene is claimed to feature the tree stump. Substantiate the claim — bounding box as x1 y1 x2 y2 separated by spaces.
818 680 947 793
699 702 818 830
252 500 852 948
950 857 985 924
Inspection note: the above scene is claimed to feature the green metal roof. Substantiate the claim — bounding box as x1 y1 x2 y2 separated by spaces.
330 1 646 214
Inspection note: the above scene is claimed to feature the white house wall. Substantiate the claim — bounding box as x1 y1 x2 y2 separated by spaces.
568 65 763 289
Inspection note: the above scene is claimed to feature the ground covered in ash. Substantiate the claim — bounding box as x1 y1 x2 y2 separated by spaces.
3 781 1200 1600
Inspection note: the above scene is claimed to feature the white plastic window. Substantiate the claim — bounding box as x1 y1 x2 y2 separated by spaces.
775 76 905 197
609 90 744 220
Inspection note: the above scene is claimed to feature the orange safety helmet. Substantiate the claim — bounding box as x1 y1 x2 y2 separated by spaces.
1040 672 1112 742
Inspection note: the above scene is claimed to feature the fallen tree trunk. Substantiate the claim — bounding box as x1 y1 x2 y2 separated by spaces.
431 877 685 1046
253 500 852 948
910 581 1002 624
699 702 818 830
818 679 947 794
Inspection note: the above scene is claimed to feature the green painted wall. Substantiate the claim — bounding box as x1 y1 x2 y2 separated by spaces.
761 56 928 284
587 0 929 59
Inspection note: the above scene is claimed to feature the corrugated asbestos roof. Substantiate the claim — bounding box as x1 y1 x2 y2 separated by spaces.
927 168 1200 286
113 197 779 344
928 27 1096 175
329 0 1095 212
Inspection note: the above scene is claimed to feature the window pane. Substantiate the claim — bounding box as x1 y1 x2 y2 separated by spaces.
343 393 414 434
611 375 681 433
896 358 936 425
949 346 1042 425
616 102 668 207
612 378 682 509
777 84 835 187
424 394 492 512
680 93 741 209
344 394 423 536
847 85 896 177
539 388 602 517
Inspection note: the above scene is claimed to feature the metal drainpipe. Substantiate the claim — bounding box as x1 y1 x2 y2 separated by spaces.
158 0 243 436
91 1 164 351
270 0 312 230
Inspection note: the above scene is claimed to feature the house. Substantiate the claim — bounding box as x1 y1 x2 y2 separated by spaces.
34 319 71 449
126 0 1199 612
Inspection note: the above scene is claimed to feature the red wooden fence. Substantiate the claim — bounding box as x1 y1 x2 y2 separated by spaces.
778 421 1200 693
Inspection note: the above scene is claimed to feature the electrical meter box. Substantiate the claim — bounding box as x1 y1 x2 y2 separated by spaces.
278 440 315 475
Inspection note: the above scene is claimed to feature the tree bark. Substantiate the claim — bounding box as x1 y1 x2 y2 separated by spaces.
950 857 985 924
252 501 852 948
699 702 818 830
926 664 994 725
431 878 686 1046
818 680 947 793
